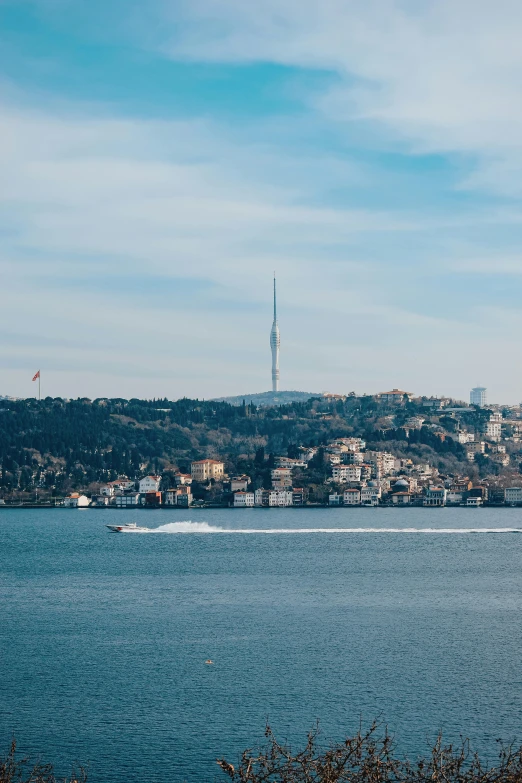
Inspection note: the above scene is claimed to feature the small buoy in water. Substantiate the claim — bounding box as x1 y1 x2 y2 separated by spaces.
205 659 213 664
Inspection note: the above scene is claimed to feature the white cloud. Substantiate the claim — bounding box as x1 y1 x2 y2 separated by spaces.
157 0 522 196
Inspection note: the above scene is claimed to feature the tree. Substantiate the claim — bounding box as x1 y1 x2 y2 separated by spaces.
287 443 300 459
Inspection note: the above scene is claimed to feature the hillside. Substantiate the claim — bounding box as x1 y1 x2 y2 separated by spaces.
212 390 318 406
0 394 520 500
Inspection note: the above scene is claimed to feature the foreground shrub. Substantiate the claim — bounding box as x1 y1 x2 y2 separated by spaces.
0 739 86 783
217 722 522 783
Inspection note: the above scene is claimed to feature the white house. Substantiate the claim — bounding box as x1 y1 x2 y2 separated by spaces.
329 493 343 506
275 490 293 506
233 492 255 507
139 475 161 493
343 489 361 505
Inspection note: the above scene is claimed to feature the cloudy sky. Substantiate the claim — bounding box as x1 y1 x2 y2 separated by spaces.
2 1 522 402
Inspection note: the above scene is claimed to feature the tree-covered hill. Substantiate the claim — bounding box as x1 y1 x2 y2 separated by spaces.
0 394 517 498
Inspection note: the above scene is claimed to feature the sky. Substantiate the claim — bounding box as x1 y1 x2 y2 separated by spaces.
2 1 522 403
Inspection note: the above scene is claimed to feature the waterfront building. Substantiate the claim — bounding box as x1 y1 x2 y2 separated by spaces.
292 488 305 506
343 488 361 505
274 490 293 506
63 493 90 508
254 488 278 507
164 487 193 506
505 487 522 504
270 274 280 392
176 492 192 507
115 493 140 507
391 492 413 504
423 487 447 507
191 459 225 482
143 491 162 507
446 491 463 505
91 495 110 506
233 492 255 507
470 387 487 407
361 487 381 506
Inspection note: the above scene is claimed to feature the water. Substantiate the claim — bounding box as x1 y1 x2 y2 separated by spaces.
2 507 522 782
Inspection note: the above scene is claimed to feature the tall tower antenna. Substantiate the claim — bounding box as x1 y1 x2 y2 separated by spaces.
270 273 280 392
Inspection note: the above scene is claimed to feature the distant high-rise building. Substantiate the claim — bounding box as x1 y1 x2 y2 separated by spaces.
470 387 487 407
270 274 280 392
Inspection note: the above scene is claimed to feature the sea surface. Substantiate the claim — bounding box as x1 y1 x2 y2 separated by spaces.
1 507 522 782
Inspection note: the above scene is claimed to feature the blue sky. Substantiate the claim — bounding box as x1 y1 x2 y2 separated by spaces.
2 0 522 402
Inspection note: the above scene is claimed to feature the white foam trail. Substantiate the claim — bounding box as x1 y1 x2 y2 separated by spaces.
141 522 522 535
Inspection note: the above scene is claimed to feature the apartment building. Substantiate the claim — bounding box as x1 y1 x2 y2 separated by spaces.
271 467 292 488
332 464 362 482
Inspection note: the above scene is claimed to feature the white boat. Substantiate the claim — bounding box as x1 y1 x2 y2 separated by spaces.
106 522 150 533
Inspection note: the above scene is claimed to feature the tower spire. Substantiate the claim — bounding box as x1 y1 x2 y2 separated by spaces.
270 273 280 393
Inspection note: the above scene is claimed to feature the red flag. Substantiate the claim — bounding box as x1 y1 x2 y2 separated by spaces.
32 370 40 381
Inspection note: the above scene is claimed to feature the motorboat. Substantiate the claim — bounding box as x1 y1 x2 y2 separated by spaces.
106 522 150 533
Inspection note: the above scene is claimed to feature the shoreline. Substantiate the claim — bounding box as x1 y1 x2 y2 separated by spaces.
0 503 512 510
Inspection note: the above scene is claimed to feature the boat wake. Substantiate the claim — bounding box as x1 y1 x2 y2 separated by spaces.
139 522 522 535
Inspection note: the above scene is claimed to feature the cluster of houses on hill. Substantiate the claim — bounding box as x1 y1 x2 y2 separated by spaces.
61 437 522 508
234 434 522 508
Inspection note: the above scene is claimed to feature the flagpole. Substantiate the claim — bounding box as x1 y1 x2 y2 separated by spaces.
39 371 41 401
